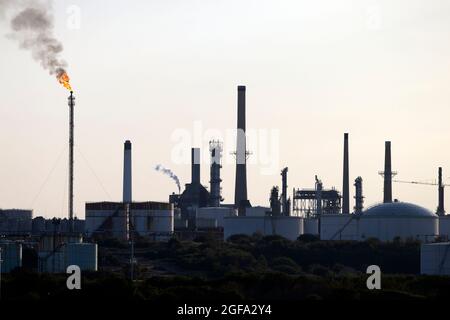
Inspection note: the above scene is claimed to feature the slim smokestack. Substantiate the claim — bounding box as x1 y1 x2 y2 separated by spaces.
68 91 75 232
209 141 222 207
437 167 445 216
342 133 350 214
383 141 392 203
191 148 200 185
354 176 364 214
234 85 250 213
123 140 132 203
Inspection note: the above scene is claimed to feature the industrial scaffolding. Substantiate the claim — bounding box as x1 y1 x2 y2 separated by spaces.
292 176 341 217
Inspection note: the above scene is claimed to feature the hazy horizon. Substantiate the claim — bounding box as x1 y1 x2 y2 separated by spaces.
1 0 450 218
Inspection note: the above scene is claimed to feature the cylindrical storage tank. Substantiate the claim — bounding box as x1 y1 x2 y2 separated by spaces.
439 216 450 240
38 251 65 273
196 207 237 228
0 241 22 273
245 206 270 217
320 214 359 240
65 243 98 271
85 202 127 239
133 210 174 235
360 202 439 242
421 242 450 275
223 216 303 241
196 218 218 229
132 202 174 241
174 218 188 229
304 218 319 235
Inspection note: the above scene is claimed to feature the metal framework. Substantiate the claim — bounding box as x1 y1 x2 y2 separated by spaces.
292 188 341 217
209 140 223 207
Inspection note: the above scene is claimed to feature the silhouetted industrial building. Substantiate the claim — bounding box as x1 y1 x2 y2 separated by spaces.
0 209 32 236
31 217 84 235
85 140 174 240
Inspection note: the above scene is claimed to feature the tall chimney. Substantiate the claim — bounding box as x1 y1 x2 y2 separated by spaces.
209 141 222 207
191 147 201 185
383 141 392 203
123 140 132 203
437 167 445 216
68 91 75 232
342 133 350 214
234 85 250 213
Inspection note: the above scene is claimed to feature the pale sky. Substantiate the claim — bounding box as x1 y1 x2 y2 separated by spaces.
1 0 450 218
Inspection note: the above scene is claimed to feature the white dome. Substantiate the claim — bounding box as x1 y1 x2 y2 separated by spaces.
363 202 437 218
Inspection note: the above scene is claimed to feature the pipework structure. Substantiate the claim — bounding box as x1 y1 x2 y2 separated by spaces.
281 168 290 216
209 140 223 207
354 176 364 214
292 177 341 218
68 91 75 232
270 186 281 216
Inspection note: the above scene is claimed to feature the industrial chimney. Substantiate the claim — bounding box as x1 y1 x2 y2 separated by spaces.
234 85 251 214
123 140 132 203
342 133 350 214
437 167 445 216
383 141 393 203
209 141 222 207
354 176 364 214
191 147 201 185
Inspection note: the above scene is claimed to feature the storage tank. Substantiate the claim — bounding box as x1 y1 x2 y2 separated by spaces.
320 214 359 240
196 218 218 229
174 218 188 229
0 241 22 272
66 243 98 271
132 203 174 240
439 216 450 240
421 242 450 275
360 202 438 242
223 216 303 241
196 207 237 227
304 218 319 235
245 206 270 217
85 202 128 239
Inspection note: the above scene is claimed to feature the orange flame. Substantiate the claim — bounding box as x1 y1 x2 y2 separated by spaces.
57 71 72 91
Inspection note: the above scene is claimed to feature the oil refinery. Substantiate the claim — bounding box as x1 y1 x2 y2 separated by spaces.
1 85 450 277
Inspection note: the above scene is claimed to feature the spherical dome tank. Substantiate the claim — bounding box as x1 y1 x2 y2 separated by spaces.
360 201 438 242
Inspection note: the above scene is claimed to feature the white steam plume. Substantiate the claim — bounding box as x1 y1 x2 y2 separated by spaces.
155 165 181 194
